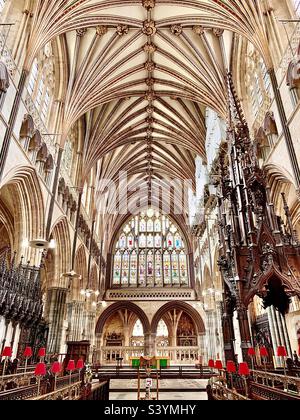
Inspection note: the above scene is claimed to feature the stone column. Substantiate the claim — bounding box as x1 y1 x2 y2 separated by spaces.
68 301 85 342
276 311 292 357
267 307 280 366
144 333 156 356
86 310 96 343
123 326 130 363
45 287 67 354
198 334 206 364
123 326 130 347
268 307 292 367
206 311 214 359
93 333 104 365
170 333 177 348
281 314 293 357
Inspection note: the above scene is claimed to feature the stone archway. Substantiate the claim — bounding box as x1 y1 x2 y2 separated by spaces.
94 302 151 365
151 302 205 336
96 302 150 335
0 166 45 264
151 302 206 365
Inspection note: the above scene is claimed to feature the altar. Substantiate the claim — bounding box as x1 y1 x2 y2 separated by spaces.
130 356 170 369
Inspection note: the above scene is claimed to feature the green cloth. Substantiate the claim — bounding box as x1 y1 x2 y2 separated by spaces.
159 359 168 369
131 358 169 369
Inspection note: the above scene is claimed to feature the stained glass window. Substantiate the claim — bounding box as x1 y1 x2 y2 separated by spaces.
164 251 171 285
121 251 129 285
130 251 137 285
112 209 189 288
113 251 121 285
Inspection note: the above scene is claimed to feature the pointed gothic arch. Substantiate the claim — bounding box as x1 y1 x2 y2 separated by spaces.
95 302 151 335
0 166 45 254
151 302 205 335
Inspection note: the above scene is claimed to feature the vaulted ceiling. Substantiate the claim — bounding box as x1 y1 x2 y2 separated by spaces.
26 0 273 230
60 1 230 185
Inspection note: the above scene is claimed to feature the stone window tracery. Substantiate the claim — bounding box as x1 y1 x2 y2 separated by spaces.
112 209 189 288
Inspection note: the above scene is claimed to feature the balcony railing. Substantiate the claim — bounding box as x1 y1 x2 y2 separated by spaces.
100 346 144 364
0 371 35 392
0 373 80 401
156 347 202 363
99 346 202 365
208 378 250 401
251 370 300 396
30 381 82 401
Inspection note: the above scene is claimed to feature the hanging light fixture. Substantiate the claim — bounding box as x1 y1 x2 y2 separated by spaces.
29 239 56 250
80 288 99 299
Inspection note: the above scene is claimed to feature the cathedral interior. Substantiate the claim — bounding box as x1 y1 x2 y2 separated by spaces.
0 0 300 402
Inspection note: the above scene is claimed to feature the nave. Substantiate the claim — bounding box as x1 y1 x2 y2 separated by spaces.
1 0 300 402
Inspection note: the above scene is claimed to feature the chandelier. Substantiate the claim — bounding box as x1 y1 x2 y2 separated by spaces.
80 288 100 299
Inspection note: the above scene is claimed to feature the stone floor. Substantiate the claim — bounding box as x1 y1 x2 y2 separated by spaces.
110 379 208 390
110 391 208 400
109 379 208 400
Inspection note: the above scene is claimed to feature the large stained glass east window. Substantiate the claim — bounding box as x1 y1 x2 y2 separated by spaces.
112 209 189 288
